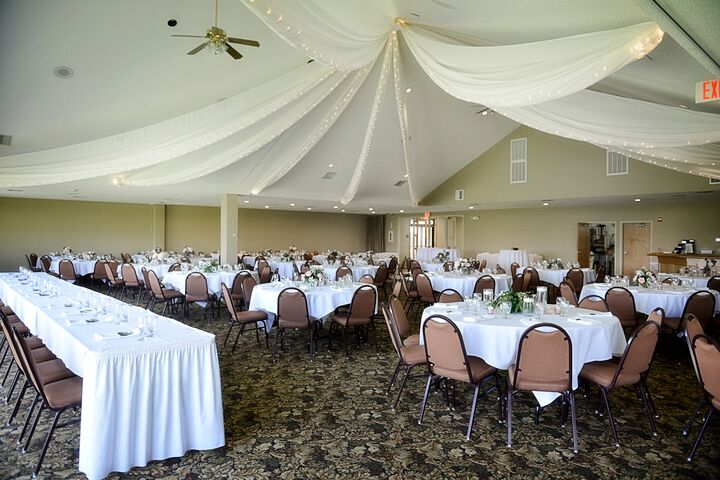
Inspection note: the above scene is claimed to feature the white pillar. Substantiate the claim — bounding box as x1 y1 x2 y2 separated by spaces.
220 194 238 264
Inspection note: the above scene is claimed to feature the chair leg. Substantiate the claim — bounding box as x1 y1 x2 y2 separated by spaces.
223 321 235 347
569 392 579 453
23 403 44 453
687 405 714 462
343 325 349 357
387 359 403 396
507 388 513 447
684 396 707 436
392 364 415 412
272 328 281 362
418 374 434 426
18 392 40 444
33 410 63 478
637 381 657 436
466 382 482 440
495 374 504 423
231 324 245 354
5 369 20 404
7 380 28 426
600 388 620 447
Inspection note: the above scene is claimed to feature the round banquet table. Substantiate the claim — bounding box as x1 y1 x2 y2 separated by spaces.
520 267 596 287
118 262 173 280
580 284 720 318
323 264 379 281
421 303 626 406
162 270 258 296
425 271 511 297
420 262 446 273
416 247 460 262
48 257 98 276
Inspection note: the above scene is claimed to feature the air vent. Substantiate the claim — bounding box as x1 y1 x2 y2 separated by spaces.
322 172 337 180
710 178 720 185
454 189 464 201
394 180 407 187
510 138 527 184
606 151 629 176
0 135 12 146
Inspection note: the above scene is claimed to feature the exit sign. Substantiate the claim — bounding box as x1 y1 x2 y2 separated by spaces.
696 79 720 103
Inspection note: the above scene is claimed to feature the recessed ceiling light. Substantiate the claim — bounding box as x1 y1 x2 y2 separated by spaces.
53 66 74 79
542 202 549 206
264 205 270 208
468 206 475 210
243 200 250 204
371 211 376 214
290 203 295 206
405 87 412 93
368 207 374 211
634 198 641 202
112 177 124 186
341 209 346 212
404 174 409 178
399 209 404 213
307 207 312 211
328 163 334 168
333 205 339 209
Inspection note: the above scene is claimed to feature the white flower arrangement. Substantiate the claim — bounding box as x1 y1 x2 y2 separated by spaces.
303 265 327 284
62 246 73 255
82 251 96 260
632 267 655 288
435 250 450 262
280 251 294 262
546 258 564 270
457 258 473 270
288 244 298 253
182 246 194 255
199 259 219 274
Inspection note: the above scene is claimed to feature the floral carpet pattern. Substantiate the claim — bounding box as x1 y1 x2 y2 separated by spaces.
1 289 718 479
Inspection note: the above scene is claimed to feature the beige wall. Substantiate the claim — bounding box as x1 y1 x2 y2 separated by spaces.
165 205 221 254
385 197 720 273
237 209 369 253
0 197 155 271
422 126 719 206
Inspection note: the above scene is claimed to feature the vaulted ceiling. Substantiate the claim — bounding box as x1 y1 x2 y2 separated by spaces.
0 0 718 213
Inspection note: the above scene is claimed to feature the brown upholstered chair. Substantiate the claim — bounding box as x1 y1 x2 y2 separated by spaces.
414 273 436 308
399 272 419 312
255 258 269 272
58 259 80 283
120 263 144 305
594 264 607 283
335 266 353 280
241 274 260 312
300 263 311 275
495 265 506 274
438 289 463 303
10 324 82 478
683 315 706 437
605 287 641 329
507 323 578 453
559 280 578 306
579 318 661 447
358 274 374 284
168 262 182 272
510 262 520 278
578 295 609 312
39 255 52 274
140 267 154 309
220 283 269 351
184 272 215 320
687 334 720 462
387 256 398 277
419 315 502 440
330 285 377 356
390 277 402 298
104 262 125 297
258 265 272 284
521 267 540 293
381 303 427 411
566 268 584 296
707 275 720 292
273 287 319 361
373 263 389 299
473 275 495 296
146 269 184 316
26 253 41 272
510 274 524 293
90 260 108 285
228 271 251 307
389 296 419 346
663 290 716 333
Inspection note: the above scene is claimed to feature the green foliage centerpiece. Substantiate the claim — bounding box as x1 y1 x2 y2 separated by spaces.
490 290 526 313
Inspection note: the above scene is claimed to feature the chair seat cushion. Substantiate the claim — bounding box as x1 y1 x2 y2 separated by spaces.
26 336 46 350
662 317 682 332
403 334 420 346
331 314 372 327
508 364 569 392
44 376 83 409
579 360 640 388
400 343 426 365
32 347 57 363
186 294 210 302
406 291 419 299
1 305 15 316
36 359 75 386
162 289 184 299
235 310 268 323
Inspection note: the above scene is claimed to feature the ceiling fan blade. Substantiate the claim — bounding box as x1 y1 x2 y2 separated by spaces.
227 37 260 47
187 43 207 55
226 44 243 60
172 34 206 39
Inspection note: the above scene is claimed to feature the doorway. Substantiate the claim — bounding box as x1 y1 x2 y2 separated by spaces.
621 222 652 276
577 222 615 273
409 217 435 259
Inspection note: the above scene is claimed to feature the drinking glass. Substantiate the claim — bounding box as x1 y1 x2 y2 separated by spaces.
534 302 544 320
482 289 494 303
522 297 534 315
536 286 548 306
146 316 157 337
498 301 511 318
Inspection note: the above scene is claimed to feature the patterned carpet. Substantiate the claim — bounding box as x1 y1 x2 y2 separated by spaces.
1 289 718 479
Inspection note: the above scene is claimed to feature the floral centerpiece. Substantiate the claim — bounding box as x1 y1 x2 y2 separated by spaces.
542 258 564 270
288 244 298 254
435 250 450 263
703 258 717 277
632 267 655 288
199 260 219 274
490 290 526 313
182 246 194 256
82 251 96 260
280 251 294 262
303 265 327 284
62 246 73 255
456 258 473 272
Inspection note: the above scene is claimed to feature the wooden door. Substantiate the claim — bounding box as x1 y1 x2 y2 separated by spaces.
622 222 651 276
577 224 590 268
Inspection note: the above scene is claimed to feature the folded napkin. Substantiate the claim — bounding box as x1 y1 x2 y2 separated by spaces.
462 316 478 322
93 329 142 341
433 303 459 309
568 317 596 325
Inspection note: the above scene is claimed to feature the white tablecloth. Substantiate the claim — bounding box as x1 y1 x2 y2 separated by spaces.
657 274 715 290
322 265 379 281
162 270 258 296
420 262 447 273
118 262 173 280
520 267 596 287
498 250 529 274
426 272 511 297
249 282 377 328
580 284 720 318
0 273 224 480
46 257 98 276
421 304 626 406
416 247 460 262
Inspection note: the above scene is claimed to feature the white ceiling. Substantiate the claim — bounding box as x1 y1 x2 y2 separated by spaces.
0 0 718 213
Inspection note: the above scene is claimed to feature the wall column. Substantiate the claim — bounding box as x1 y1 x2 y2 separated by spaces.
151 204 165 250
220 194 238 264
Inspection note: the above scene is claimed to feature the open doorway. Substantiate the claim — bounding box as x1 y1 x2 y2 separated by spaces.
577 222 615 274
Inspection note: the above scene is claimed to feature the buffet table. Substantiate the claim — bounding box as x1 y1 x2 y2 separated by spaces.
0 273 224 480
416 247 459 262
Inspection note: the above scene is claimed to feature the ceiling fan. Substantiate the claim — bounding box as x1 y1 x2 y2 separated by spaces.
171 0 260 60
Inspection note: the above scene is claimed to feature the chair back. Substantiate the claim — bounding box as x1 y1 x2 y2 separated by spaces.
692 334 720 402
374 263 388 287
347 285 376 319
39 255 52 272
495 265 506 274
566 268 584 294
387 256 398 275
399 271 413 295
473 275 495 295
277 287 311 329
358 274 374 284
438 289 463 303
479 259 487 271
684 314 704 382
221 283 238 320
335 266 353 280
612 320 660 386
521 268 540 292
708 275 720 292
185 273 209 300
682 290 716 329
300 263 311 274
256 259 269 272
409 260 421 271
121 263 140 286
58 259 76 280
595 264 607 283
241 275 258 306
559 280 578 306
381 303 405 359
423 315 473 383
104 262 118 285
259 265 272 284
389 296 412 339
443 261 454 272
25 255 34 270
29 253 39 267
391 278 402 298
231 271 250 298
93 260 108 280
168 262 181 272
0 315 28 383
7 322 44 396
141 267 152 293
512 323 572 393
147 270 165 297
410 267 422 281
510 274 524 292
510 262 520 277
303 252 313 261
605 287 638 328
578 295 608 312
415 273 434 301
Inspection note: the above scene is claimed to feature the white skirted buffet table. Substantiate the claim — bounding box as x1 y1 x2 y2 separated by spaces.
0 272 224 480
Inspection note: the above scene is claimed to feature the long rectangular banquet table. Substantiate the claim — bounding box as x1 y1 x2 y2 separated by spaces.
580 283 720 318
421 303 626 406
0 272 224 480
